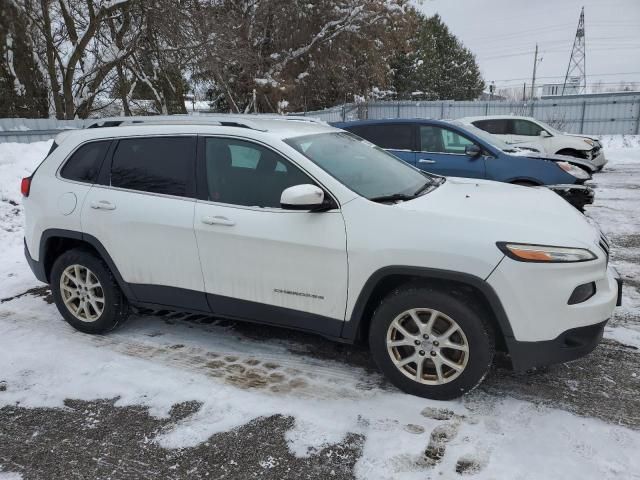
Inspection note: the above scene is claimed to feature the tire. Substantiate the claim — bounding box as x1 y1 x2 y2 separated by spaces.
50 248 129 334
368 286 495 400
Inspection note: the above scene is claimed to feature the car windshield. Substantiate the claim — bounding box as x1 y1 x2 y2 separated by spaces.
285 131 437 201
449 121 517 153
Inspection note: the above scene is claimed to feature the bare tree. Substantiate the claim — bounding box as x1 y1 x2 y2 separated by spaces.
14 0 142 119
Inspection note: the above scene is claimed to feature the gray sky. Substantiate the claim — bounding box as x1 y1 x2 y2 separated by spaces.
416 0 640 90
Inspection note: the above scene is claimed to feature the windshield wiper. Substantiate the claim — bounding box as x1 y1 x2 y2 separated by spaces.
371 178 441 203
368 193 416 203
413 180 434 196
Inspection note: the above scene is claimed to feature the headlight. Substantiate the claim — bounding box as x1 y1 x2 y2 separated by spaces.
583 139 595 147
497 242 596 263
557 161 590 180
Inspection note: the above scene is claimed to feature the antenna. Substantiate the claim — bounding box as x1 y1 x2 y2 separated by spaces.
562 7 587 95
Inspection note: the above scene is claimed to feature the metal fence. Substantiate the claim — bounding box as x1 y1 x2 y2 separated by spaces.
301 94 640 135
1 93 639 143
0 118 87 143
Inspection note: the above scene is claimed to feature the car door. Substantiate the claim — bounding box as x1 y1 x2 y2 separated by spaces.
81 135 208 311
193 136 348 336
416 125 486 178
510 119 548 151
348 123 417 166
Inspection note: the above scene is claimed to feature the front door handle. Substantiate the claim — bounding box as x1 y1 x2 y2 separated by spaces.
418 158 436 164
201 215 235 227
90 200 116 210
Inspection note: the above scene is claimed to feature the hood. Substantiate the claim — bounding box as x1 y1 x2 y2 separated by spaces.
565 132 599 143
396 177 600 248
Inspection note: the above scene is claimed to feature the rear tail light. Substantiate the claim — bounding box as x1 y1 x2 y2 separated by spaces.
21 177 31 197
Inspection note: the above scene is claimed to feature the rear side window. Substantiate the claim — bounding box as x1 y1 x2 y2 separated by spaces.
472 119 509 135
110 137 195 197
348 124 414 151
60 141 110 183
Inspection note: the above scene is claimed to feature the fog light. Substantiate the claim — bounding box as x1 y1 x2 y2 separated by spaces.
568 282 596 305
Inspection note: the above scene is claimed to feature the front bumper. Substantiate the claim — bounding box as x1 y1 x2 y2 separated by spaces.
546 184 594 211
507 320 608 371
590 148 607 170
505 267 622 370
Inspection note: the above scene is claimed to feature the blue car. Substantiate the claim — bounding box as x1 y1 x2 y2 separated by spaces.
332 119 594 210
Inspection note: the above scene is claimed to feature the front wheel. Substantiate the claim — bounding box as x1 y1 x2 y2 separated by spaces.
368 286 494 400
50 248 129 334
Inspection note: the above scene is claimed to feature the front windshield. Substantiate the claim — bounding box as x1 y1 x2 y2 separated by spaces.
449 120 514 152
285 132 434 200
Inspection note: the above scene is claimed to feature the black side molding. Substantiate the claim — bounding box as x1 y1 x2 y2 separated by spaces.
342 265 515 342
37 228 137 301
206 292 344 340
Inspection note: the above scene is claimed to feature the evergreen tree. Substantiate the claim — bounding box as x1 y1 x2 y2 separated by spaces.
393 14 484 101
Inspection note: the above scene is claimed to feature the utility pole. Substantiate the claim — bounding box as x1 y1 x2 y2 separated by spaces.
530 43 539 101
563 7 587 95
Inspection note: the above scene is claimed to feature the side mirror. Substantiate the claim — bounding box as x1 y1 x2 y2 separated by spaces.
540 130 552 138
465 144 482 157
281 184 325 210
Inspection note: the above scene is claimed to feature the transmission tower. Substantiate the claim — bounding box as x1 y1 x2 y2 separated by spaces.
562 7 586 95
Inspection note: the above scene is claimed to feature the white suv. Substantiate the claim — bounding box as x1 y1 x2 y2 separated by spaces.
458 115 607 172
22 116 621 400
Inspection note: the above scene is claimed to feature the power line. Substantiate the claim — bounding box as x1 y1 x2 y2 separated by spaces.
488 71 640 83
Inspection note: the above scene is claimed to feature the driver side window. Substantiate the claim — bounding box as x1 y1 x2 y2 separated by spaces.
420 126 474 154
204 138 314 208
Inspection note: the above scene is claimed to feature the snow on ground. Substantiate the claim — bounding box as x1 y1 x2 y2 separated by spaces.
589 135 640 349
1 136 640 479
0 141 51 299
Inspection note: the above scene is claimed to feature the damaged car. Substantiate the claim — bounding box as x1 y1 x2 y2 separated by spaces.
333 119 595 211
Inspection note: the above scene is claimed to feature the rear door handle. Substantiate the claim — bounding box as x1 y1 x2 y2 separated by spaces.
201 215 235 226
90 200 116 210
418 158 436 164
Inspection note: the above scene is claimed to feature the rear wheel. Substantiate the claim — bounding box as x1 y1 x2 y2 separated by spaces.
51 249 129 334
368 286 494 400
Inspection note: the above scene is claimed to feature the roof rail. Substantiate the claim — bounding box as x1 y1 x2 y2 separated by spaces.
85 115 267 131
85 114 327 131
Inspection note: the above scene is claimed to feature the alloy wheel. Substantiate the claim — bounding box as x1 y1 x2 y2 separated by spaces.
386 308 469 385
59 264 105 322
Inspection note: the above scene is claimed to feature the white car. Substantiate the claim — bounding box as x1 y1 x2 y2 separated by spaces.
458 115 607 172
22 116 621 400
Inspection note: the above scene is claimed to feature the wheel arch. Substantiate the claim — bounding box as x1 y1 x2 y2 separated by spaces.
342 267 514 351
39 228 136 300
